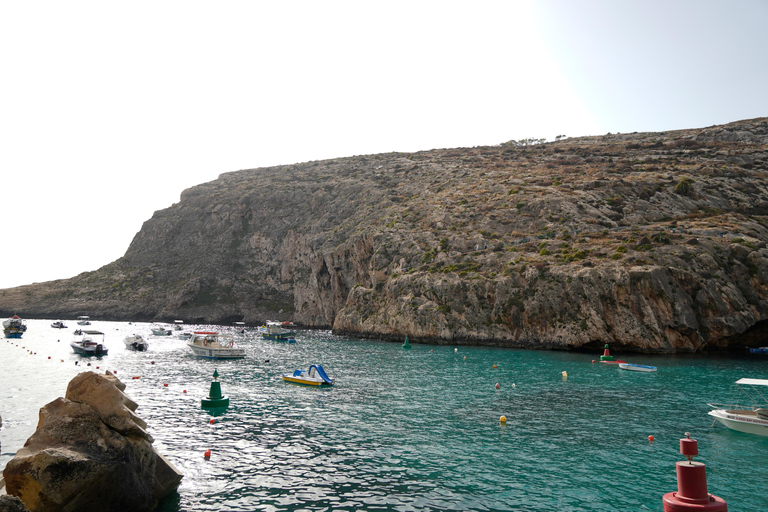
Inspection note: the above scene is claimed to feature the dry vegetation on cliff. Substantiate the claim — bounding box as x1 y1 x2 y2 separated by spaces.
1 118 767 352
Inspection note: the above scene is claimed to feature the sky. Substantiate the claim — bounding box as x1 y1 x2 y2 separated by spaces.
1 0 767 289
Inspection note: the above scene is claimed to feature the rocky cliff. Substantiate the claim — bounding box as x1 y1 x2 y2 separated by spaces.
2 118 768 353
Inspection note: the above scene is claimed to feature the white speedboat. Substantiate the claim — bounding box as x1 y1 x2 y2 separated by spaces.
282 364 334 386
76 316 91 325
124 334 149 351
51 320 68 329
708 378 768 436
187 331 245 360
71 330 108 356
619 363 657 372
151 326 173 336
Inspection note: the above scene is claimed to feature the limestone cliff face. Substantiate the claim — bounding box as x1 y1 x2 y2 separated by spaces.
1 118 768 352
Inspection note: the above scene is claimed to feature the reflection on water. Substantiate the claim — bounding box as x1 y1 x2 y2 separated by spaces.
1 320 767 511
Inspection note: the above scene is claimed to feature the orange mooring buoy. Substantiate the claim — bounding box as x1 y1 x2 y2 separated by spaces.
204 449 211 459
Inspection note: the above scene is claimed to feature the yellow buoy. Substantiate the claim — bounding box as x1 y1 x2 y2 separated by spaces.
500 415 507 423
562 371 568 378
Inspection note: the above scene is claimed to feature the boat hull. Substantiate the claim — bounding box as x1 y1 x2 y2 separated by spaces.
619 363 657 372
70 343 108 356
709 409 768 436
281 375 331 386
187 343 245 360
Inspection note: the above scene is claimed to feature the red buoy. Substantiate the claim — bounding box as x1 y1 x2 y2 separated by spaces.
163 383 169 387
648 435 655 442
210 419 215 425
662 433 727 511
204 449 211 459
495 383 500 389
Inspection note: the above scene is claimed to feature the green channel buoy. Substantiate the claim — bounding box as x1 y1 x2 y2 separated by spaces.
402 336 411 349
201 369 230 408
600 343 614 361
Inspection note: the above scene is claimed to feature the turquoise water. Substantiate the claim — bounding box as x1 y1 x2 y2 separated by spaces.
2 320 767 511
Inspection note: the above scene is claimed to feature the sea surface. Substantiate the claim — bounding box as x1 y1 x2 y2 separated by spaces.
1 319 766 511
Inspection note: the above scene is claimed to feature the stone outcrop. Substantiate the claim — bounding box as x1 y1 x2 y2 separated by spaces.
0 118 767 352
2 372 182 512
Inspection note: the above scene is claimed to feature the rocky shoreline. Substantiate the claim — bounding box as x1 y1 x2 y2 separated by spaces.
0 372 182 512
1 118 767 353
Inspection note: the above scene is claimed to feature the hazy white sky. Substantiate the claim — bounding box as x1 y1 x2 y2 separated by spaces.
1 0 766 289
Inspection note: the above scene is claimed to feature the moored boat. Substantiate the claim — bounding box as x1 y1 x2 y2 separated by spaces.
76 316 91 325
282 364 334 386
124 334 149 351
3 315 27 338
187 331 245 360
748 347 768 354
151 326 173 336
709 378 768 436
71 330 108 356
619 363 657 372
51 321 68 329
259 321 296 341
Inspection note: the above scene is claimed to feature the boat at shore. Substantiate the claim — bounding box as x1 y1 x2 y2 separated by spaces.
51 321 68 329
709 378 768 436
259 321 296 341
187 331 245 360
3 315 27 338
748 346 768 354
282 364 334 386
71 330 108 356
124 334 149 351
619 363 657 372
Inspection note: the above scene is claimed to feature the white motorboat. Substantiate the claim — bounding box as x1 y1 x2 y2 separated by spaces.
51 320 68 329
187 331 245 360
77 316 91 325
174 320 184 331
619 363 657 372
151 325 173 336
708 378 768 436
124 334 149 351
71 330 108 356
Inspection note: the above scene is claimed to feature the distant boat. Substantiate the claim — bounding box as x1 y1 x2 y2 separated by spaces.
619 363 657 372
77 316 91 325
51 321 68 329
748 347 768 354
233 321 246 333
174 320 184 331
71 330 108 356
124 334 149 351
709 378 768 436
187 331 245 360
151 326 173 336
259 321 296 341
282 364 334 386
3 315 27 339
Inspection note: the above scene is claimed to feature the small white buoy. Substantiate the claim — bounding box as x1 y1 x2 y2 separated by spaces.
455 348 458 352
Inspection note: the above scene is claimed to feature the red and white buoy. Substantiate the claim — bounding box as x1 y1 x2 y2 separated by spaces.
662 433 727 511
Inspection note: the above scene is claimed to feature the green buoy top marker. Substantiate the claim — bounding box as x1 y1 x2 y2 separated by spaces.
402 336 411 349
202 368 230 409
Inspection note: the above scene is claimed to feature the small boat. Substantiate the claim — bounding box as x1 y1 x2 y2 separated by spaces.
151 326 173 336
3 315 27 338
177 331 192 340
71 330 108 356
173 320 184 331
619 363 657 372
748 347 768 354
51 321 68 329
709 378 768 436
233 321 246 334
124 334 149 351
77 316 91 325
259 321 296 341
282 364 334 386
187 331 245 360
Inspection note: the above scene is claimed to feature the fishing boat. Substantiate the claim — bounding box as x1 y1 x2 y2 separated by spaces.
77 316 91 325
708 378 768 436
3 315 27 338
258 321 296 341
51 321 68 329
151 325 173 336
71 330 108 356
619 363 657 372
281 364 334 386
124 334 149 351
187 331 245 360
